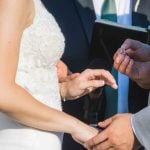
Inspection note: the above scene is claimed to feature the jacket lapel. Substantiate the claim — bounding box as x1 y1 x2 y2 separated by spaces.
128 0 149 113
73 0 96 44
132 0 150 28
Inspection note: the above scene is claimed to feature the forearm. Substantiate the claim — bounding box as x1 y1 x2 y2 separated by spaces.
0 84 85 134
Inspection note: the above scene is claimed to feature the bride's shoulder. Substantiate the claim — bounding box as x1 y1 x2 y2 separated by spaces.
0 0 35 29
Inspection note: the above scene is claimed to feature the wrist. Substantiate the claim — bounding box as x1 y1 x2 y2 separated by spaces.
59 82 80 101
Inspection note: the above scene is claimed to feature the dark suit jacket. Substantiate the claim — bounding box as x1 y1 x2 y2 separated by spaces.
42 0 149 150
89 0 150 115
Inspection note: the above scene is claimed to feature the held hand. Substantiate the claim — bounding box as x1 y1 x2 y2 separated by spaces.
60 69 117 100
85 114 139 150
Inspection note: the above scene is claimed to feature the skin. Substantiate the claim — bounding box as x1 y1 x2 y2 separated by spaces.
57 60 117 100
113 39 150 89
56 60 72 82
0 0 118 146
115 39 150 62
85 39 150 149
60 68 118 100
85 114 140 150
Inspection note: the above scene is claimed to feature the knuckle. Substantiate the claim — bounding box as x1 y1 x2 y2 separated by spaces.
110 136 118 145
125 38 131 44
115 114 120 118
92 138 97 146
108 128 114 136
97 145 104 150
105 70 109 74
86 69 91 72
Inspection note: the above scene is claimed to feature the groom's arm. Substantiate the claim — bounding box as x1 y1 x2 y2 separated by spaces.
131 105 150 150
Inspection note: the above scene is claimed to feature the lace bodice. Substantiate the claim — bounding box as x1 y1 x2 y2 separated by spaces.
16 0 65 110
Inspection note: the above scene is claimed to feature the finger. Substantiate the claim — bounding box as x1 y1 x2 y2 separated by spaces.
113 51 118 60
92 140 112 150
113 48 126 60
85 75 117 90
113 48 122 60
81 69 117 89
100 71 118 89
80 69 109 86
85 130 108 148
125 59 134 77
121 39 141 51
126 60 140 81
118 55 131 73
126 48 135 55
113 54 126 70
98 117 113 128
84 80 105 89
88 69 118 89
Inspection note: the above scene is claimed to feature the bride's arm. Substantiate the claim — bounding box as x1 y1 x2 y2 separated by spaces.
0 0 98 144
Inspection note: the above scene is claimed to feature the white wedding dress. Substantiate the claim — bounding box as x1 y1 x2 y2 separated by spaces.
0 0 65 149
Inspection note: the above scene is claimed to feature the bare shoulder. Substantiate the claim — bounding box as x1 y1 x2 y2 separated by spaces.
0 0 35 29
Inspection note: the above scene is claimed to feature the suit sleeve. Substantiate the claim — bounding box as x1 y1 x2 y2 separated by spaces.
131 105 150 150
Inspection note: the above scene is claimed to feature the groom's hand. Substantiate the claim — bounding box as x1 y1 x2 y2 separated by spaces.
114 39 150 62
85 114 139 150
113 40 150 89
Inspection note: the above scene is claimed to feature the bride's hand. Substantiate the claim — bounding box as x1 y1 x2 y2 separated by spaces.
60 69 117 100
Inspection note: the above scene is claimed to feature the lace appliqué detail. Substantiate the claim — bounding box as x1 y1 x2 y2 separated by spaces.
16 0 65 111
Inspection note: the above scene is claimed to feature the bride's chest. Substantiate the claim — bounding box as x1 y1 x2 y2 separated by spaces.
19 0 65 69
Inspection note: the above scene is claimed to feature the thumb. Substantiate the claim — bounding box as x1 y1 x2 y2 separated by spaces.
121 39 141 51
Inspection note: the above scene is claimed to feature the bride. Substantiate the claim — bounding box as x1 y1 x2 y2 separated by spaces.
0 0 117 149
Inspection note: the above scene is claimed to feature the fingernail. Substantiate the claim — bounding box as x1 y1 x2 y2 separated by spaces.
113 84 118 89
98 122 102 125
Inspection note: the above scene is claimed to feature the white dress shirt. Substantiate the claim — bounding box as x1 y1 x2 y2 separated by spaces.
92 0 132 113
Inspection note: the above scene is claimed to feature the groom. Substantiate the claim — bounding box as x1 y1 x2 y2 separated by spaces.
42 0 149 150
